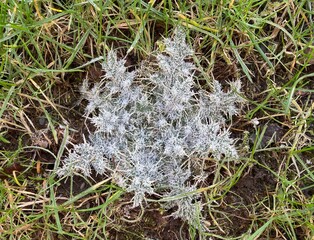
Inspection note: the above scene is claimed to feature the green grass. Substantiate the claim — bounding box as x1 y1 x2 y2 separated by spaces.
0 0 313 239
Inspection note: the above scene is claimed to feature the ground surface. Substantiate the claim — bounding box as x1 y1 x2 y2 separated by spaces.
0 1 313 239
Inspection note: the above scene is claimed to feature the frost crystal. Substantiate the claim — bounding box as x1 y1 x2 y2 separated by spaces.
57 28 243 225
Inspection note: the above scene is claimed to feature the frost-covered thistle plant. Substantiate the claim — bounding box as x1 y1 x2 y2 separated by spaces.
57 28 243 225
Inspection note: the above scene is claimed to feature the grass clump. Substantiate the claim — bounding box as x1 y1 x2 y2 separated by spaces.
0 0 314 239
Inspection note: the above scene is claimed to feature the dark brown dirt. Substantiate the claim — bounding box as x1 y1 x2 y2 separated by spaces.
108 201 190 240
215 151 279 237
